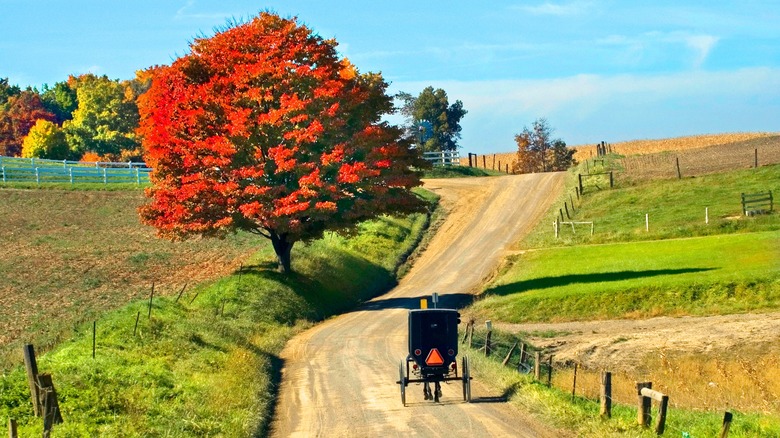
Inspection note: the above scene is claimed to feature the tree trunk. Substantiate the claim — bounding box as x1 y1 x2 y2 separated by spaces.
270 232 294 274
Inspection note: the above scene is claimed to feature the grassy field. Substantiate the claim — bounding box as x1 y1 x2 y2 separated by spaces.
472 231 780 323
0 190 435 436
464 155 779 435
0 189 260 371
522 162 780 249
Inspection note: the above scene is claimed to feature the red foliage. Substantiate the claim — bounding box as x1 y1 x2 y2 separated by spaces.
0 91 56 156
138 13 427 272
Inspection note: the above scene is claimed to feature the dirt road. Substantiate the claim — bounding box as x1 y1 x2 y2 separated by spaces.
271 173 565 437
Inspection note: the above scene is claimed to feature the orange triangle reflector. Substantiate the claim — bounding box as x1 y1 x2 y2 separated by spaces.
425 348 445 366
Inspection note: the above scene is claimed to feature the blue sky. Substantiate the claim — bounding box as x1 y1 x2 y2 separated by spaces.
2 0 778 154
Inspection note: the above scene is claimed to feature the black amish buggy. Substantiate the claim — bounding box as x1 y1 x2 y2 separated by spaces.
397 308 472 405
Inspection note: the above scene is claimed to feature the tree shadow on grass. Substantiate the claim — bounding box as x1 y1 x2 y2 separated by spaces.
486 268 716 297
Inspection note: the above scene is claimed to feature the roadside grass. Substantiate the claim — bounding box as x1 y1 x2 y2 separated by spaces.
464 347 780 437
422 166 506 178
0 203 433 436
521 162 780 249
472 231 780 323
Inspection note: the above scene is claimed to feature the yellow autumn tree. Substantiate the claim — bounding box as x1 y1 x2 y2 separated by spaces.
21 119 69 159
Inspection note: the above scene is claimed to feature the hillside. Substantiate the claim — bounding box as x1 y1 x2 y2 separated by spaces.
0 189 260 370
461 154 779 435
463 132 780 174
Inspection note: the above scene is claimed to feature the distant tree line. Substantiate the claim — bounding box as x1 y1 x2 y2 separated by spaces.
0 72 151 162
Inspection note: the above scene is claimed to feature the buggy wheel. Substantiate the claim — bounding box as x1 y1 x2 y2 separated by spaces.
399 360 407 406
462 356 472 402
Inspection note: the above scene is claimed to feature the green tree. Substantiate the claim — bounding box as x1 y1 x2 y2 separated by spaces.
64 74 140 160
0 78 21 108
41 80 78 125
21 119 69 159
397 86 466 152
550 139 576 171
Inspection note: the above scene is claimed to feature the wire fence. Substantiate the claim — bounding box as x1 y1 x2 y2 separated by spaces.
460 319 742 437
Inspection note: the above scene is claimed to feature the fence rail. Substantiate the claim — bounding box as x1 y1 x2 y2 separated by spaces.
422 150 460 167
0 156 151 185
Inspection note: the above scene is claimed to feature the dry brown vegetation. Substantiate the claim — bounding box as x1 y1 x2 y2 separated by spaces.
0 189 260 370
620 135 780 180
461 152 517 172
462 133 779 176
551 346 780 415
572 132 778 162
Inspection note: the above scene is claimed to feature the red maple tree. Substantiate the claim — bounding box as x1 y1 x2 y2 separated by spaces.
0 91 56 157
138 13 428 273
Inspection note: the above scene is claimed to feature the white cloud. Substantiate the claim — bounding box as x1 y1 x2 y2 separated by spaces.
390 67 780 151
175 0 231 20
684 34 719 68
597 31 720 69
512 1 593 16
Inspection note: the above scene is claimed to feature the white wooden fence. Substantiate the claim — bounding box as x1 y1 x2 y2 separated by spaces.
0 156 151 185
423 150 460 167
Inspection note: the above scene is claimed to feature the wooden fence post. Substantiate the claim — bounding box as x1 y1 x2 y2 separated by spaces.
564 202 571 219
492 154 496 170
578 174 583 194
482 155 486 168
174 282 188 303
547 355 553 387
600 371 612 418
37 373 63 437
754 148 758 168
133 311 140 336
484 330 492 356
148 282 155 318
534 352 541 380
720 411 733 438
92 321 96 359
656 393 669 435
636 382 652 427
8 418 17 438
517 343 527 372
23 345 41 416
571 363 578 401
675 157 681 179
609 171 614 188
502 342 517 366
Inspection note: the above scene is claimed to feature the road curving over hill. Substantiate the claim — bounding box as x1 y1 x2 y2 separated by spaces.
271 172 566 437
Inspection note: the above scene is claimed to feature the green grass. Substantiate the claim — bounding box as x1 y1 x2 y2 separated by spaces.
422 165 506 178
472 231 780 322
522 162 780 249
0 204 433 436
464 346 780 437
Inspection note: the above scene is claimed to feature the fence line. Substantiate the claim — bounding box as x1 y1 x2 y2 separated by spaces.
0 155 151 185
461 320 741 436
422 150 461 167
